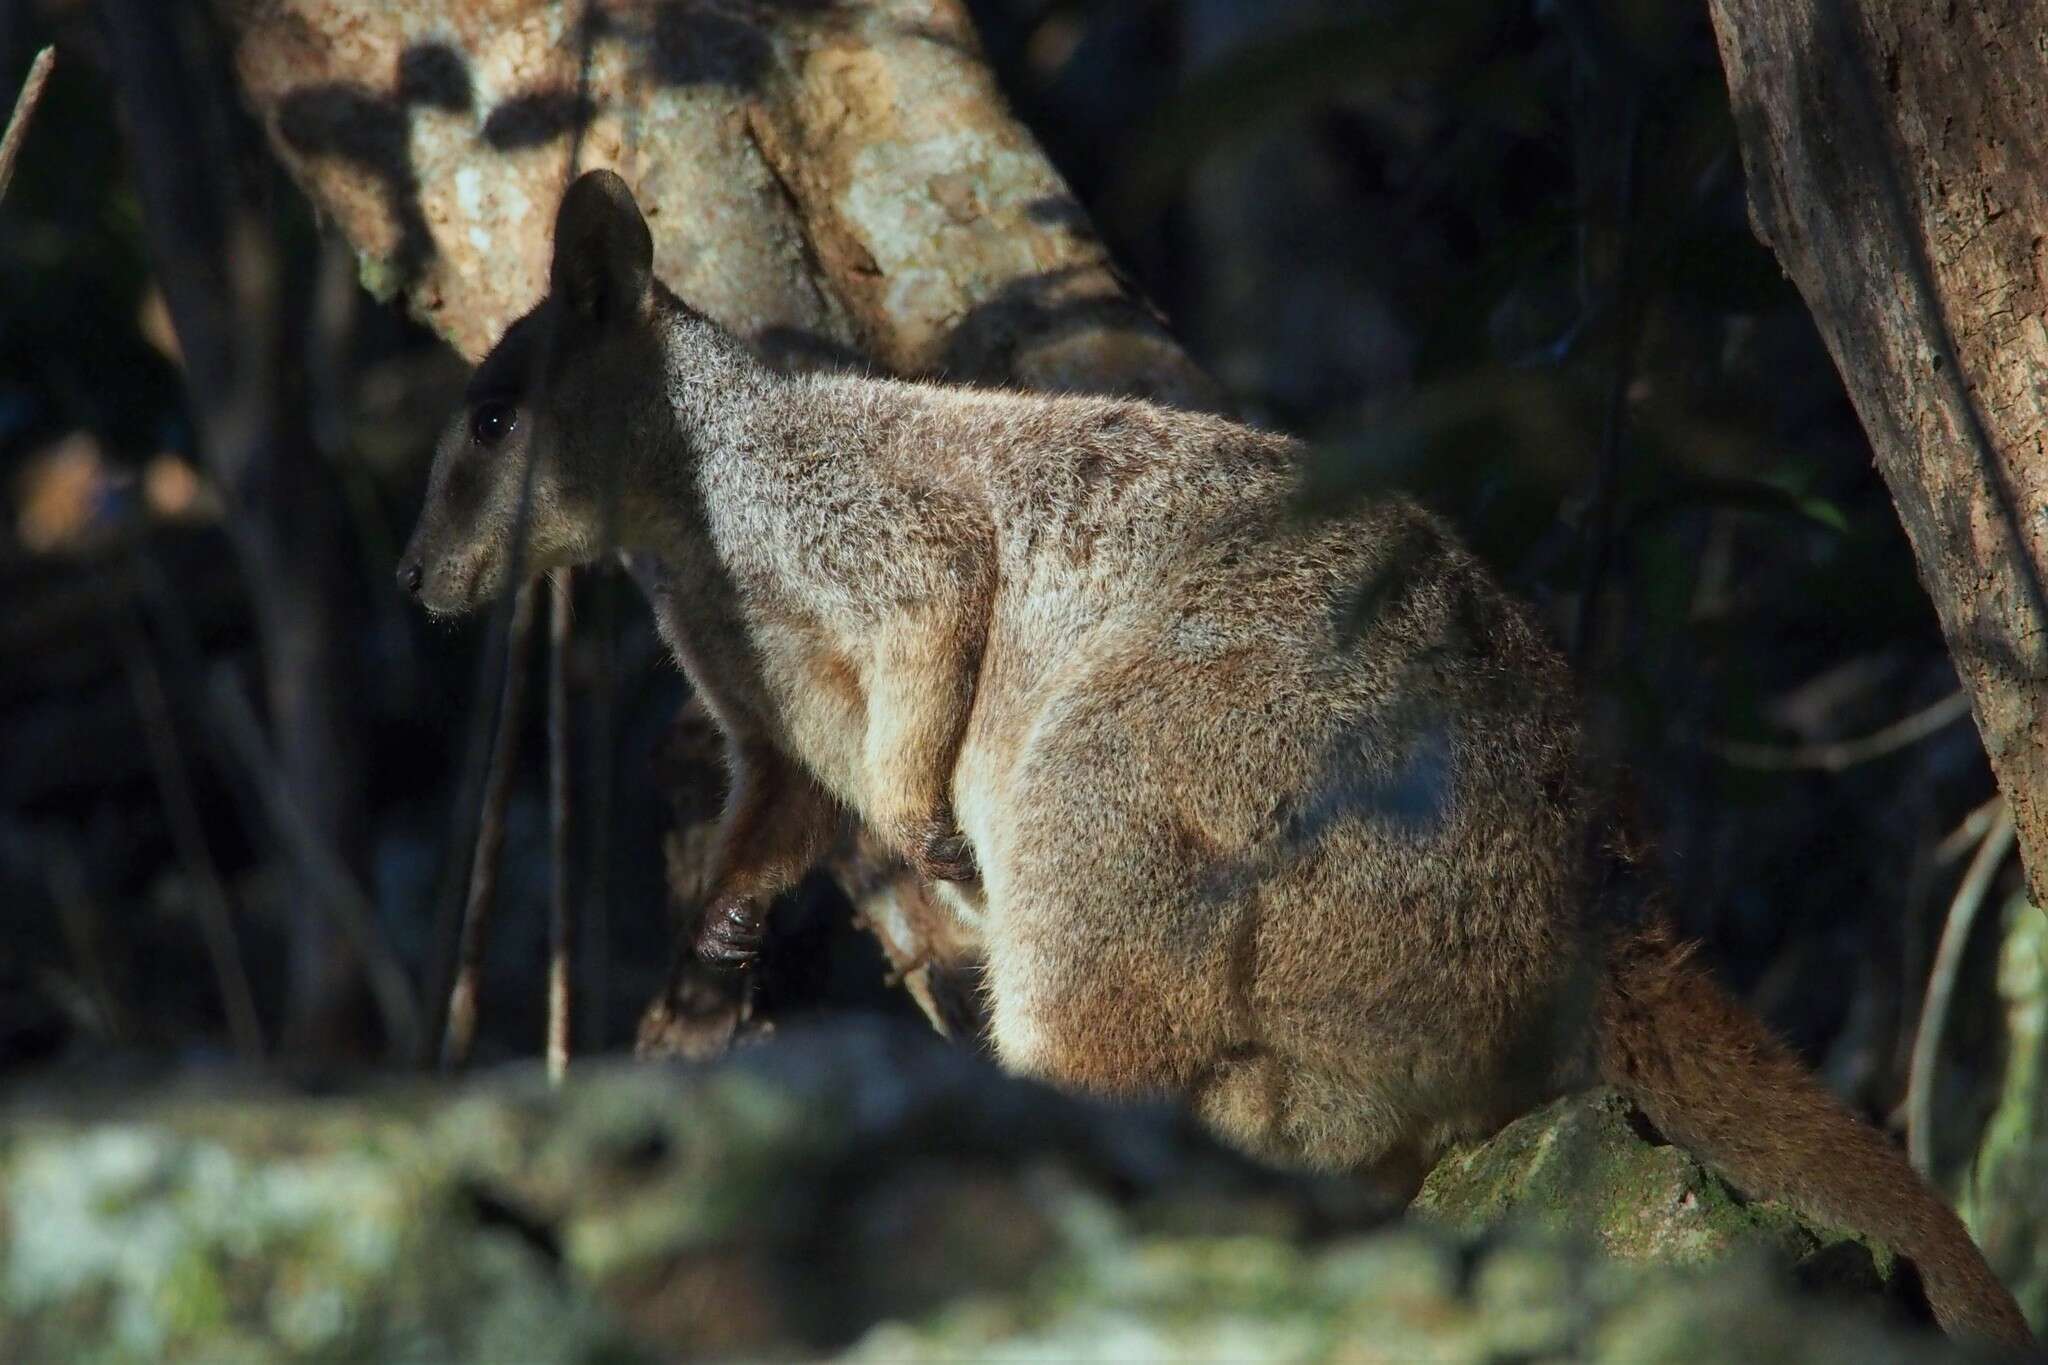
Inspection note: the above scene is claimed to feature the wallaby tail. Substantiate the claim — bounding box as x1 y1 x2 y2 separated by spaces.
1596 919 2033 1347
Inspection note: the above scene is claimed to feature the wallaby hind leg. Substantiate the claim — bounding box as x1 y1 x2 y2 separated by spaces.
979 775 1422 1179
984 913 1420 1177
861 593 988 884
1189 1043 1429 1187
695 743 840 969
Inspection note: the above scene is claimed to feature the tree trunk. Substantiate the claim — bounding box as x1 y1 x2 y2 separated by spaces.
1706 0 2048 903
212 0 1221 1039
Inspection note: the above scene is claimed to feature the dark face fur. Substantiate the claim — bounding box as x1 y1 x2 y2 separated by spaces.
397 170 659 614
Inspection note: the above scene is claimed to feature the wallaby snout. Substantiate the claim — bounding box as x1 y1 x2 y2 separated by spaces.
398 168 662 618
398 407 527 615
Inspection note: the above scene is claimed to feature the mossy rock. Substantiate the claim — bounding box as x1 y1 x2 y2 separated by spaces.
1413 1087 1904 1304
854 1226 1965 1364
0 1023 1972 1362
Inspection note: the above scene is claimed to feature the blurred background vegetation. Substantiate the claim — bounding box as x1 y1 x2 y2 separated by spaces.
0 0 2018 1195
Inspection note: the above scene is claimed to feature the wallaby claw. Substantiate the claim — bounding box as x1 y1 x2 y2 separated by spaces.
908 820 980 884
697 896 766 971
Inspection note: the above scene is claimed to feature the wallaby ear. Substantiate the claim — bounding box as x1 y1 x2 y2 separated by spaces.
551 169 654 326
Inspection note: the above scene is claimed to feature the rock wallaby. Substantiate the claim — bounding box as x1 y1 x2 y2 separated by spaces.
398 170 2032 1346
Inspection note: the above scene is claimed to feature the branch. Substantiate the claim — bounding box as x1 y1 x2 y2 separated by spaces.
206 664 423 1057
1711 691 1973 774
112 595 265 1063
1906 802 2017 1175
440 578 542 1071
547 570 575 1083
0 45 54 204
216 0 1215 400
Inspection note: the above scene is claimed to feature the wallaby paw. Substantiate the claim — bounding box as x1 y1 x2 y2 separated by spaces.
696 896 766 971
906 818 980 884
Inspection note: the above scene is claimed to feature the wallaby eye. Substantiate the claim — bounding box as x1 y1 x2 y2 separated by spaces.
471 401 517 448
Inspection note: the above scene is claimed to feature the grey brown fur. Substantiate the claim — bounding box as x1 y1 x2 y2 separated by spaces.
399 171 2031 1346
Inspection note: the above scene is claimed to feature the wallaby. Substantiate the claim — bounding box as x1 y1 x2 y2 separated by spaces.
398 170 2033 1346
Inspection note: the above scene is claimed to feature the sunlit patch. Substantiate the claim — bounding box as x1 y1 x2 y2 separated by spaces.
135 285 181 367
14 431 121 554
142 453 217 521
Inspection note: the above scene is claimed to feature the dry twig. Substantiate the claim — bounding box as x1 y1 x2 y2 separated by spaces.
547 570 575 1083
114 598 265 1062
33 838 125 1043
1712 690 1972 774
0 46 55 204
441 578 541 1070
1906 800 2017 1175
123 547 417 1055
206 665 422 1056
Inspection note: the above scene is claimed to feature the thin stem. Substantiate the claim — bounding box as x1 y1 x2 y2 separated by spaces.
1906 802 2017 1176
434 0 600 1072
585 569 614 1052
547 570 575 1083
38 841 126 1043
0 46 55 205
1934 793 2006 867
441 578 541 1070
1570 77 1643 669
114 598 266 1063
1712 690 1972 775
206 665 423 1056
128 546 419 1056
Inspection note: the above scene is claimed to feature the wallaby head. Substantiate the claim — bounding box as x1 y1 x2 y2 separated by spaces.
398 169 676 613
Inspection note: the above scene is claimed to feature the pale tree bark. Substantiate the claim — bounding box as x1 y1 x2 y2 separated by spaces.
1707 1 2048 904
213 0 1219 1043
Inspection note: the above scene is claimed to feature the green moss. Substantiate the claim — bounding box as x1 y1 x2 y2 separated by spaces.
1413 1087 1895 1292
356 253 404 303
0 1037 1963 1362
158 1247 229 1340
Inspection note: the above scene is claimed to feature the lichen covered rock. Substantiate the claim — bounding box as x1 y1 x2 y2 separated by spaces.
1413 1087 1901 1303
0 1023 1971 1362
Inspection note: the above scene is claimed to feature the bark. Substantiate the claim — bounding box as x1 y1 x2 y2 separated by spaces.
1706 0 2048 903
218 0 1213 401
213 0 1219 1039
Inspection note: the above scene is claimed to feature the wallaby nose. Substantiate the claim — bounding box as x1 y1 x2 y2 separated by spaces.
398 559 423 597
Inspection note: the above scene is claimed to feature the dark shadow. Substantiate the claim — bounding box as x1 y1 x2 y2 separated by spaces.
396 43 472 112
651 3 774 88
1194 718 1458 908
936 266 1186 394
277 42 474 291
752 324 874 376
891 20 987 62
632 2 861 92
481 89 595 151
1287 724 1456 848
1024 194 1101 242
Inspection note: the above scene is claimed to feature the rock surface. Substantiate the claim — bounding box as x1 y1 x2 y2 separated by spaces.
0 1021 1982 1362
1416 1088 1903 1304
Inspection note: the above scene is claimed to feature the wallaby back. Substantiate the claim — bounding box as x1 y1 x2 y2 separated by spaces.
1597 919 2033 1346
